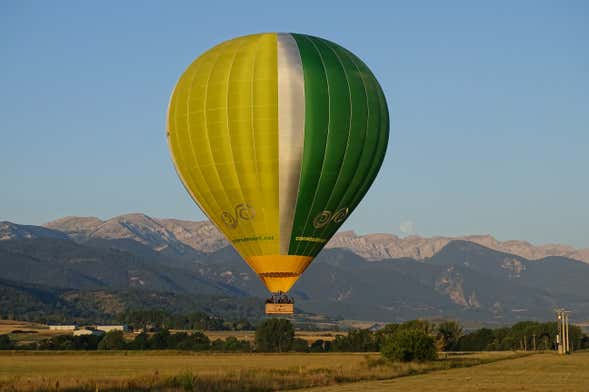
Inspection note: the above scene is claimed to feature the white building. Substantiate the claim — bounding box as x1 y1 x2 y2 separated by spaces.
95 325 128 333
48 325 77 331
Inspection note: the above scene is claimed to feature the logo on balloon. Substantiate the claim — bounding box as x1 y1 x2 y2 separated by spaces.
312 207 349 229
221 203 256 229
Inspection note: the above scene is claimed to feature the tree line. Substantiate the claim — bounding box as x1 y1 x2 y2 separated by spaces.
327 320 589 353
0 329 252 352
119 310 254 331
1 319 587 358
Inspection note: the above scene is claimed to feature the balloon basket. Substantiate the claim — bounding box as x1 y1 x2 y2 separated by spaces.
265 303 294 315
265 292 294 315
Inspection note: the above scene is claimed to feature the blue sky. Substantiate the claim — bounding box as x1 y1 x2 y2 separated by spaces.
1 1 588 247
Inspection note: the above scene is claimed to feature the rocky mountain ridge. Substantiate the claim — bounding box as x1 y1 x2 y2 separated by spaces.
2 218 589 322
34 214 589 264
328 231 589 263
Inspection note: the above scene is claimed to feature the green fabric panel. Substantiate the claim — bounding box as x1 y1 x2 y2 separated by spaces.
290 35 351 256
296 37 369 256
289 34 389 256
337 46 389 218
287 34 330 254
304 41 389 257
346 55 390 211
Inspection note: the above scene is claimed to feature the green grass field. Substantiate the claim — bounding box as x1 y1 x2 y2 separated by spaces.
0 351 526 392
300 351 589 391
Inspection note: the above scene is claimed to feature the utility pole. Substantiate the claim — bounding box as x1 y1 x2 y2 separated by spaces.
564 311 571 354
556 309 571 355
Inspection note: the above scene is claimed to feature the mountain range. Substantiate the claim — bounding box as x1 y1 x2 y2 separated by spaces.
1 214 588 324
38 214 589 264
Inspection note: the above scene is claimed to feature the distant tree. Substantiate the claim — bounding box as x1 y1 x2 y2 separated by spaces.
535 322 557 351
120 310 227 331
130 331 149 350
507 321 541 351
38 335 75 350
331 329 378 352
457 328 495 351
436 321 463 351
255 319 294 352
72 334 102 350
398 320 435 335
223 336 251 352
381 329 437 362
172 331 210 351
35 334 101 350
211 338 226 351
581 334 589 349
223 319 255 331
0 335 12 350
98 330 127 350
374 323 399 347
568 325 584 352
292 338 309 352
167 332 189 349
148 329 171 349
309 339 326 353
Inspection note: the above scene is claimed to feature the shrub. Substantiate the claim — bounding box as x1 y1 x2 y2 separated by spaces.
292 338 309 352
148 329 171 349
210 337 251 352
172 331 211 351
35 334 101 350
97 330 127 350
375 323 400 347
581 334 589 349
223 336 251 352
381 329 437 362
436 320 463 351
129 331 149 349
255 318 294 352
38 334 74 350
211 338 225 351
0 334 12 350
331 329 378 352
309 339 326 353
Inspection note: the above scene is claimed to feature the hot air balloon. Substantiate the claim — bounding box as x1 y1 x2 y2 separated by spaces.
167 33 389 314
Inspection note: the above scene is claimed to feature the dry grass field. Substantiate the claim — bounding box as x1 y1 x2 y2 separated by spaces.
203 330 346 343
0 320 49 335
0 351 523 392
300 351 589 392
2 320 585 391
0 320 64 346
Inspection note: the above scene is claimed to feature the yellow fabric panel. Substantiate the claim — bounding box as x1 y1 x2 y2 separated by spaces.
245 255 313 292
168 33 279 259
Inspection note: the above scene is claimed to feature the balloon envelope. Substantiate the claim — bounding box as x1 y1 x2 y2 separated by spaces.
167 33 389 293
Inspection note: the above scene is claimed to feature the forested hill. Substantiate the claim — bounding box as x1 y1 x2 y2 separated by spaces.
1 219 589 324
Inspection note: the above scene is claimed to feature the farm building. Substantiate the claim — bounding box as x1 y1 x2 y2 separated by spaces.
95 325 128 333
48 325 77 331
